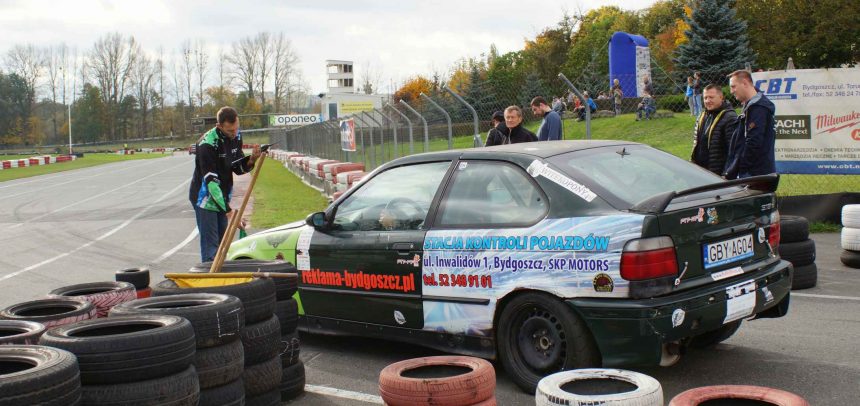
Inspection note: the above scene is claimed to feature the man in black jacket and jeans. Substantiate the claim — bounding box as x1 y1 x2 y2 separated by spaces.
724 70 777 179
691 84 738 175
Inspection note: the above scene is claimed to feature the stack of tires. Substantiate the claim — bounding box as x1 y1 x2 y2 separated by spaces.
38 315 199 405
47 281 137 318
779 215 817 289
115 268 151 298
379 356 496 405
153 275 288 405
0 298 97 328
536 369 663 406
0 345 82 405
840 205 860 268
110 294 246 406
190 260 306 402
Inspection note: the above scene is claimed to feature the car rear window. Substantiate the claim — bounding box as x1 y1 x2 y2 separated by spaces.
548 145 724 208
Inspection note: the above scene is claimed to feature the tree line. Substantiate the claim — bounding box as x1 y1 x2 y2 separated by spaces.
1 31 309 148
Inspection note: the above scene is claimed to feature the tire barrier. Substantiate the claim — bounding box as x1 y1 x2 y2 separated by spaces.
79 365 199 406
115 268 150 290
244 388 281 406
0 298 96 328
536 369 662 406
189 260 298 301
243 355 282 397
778 216 818 290
39 315 195 385
0 345 82 406
48 281 137 318
0 320 46 345
241 315 281 366
280 360 306 401
152 277 276 324
280 330 301 368
378 356 496 406
274 298 298 334
840 205 860 269
193 339 244 390
668 384 809 406
198 377 245 406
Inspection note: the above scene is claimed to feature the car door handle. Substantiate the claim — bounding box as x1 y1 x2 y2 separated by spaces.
392 243 414 253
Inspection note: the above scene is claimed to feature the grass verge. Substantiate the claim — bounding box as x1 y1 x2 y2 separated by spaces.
250 158 329 229
0 153 168 183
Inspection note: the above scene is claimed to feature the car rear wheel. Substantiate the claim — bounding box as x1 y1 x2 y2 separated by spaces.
498 292 600 393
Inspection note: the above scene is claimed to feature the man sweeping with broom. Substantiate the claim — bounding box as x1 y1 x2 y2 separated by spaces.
189 106 261 262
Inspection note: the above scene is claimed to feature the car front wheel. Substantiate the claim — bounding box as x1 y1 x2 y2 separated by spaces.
498 292 600 393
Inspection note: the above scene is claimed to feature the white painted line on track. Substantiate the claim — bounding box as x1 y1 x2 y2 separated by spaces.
152 228 198 264
792 292 860 302
5 160 189 230
304 384 384 404
0 180 189 283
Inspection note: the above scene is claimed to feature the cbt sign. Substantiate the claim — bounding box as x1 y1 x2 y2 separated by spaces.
754 77 797 100
269 114 323 127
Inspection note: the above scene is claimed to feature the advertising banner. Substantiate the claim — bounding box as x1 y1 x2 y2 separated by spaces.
340 102 374 115
268 114 323 127
752 68 860 174
635 46 652 97
339 119 356 152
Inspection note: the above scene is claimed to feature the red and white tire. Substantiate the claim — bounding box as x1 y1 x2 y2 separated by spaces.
536 369 662 406
378 356 496 406
48 281 137 318
669 385 808 406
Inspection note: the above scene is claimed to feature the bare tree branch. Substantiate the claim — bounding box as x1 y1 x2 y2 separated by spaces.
272 32 299 112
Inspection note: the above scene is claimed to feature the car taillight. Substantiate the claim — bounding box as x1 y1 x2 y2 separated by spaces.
769 211 781 250
620 236 678 281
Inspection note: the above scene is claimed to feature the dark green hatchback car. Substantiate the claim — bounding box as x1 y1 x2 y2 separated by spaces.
227 140 792 392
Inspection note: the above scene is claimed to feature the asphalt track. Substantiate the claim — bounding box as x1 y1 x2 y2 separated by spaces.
1 156 857 404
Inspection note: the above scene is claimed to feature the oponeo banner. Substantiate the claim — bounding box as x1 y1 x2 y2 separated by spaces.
340 119 356 152
269 114 323 127
753 68 860 174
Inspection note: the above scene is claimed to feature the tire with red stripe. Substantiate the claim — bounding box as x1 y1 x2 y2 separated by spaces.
669 385 808 406
48 282 137 318
378 356 495 406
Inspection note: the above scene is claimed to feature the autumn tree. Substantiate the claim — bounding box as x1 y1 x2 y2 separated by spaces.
394 76 433 104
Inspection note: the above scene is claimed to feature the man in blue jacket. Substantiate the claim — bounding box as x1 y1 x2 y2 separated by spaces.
530 96 562 141
723 70 776 179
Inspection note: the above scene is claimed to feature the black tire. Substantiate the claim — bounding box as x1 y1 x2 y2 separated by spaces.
0 298 96 329
48 281 137 318
80 365 199 406
779 215 809 243
152 277 276 324
497 292 600 393
0 345 81 406
0 320 46 345
244 356 282 397
792 263 818 290
241 315 281 366
245 389 281 406
38 315 195 385
690 320 743 348
191 260 298 301
280 360 306 401
778 239 816 266
194 339 244 389
115 268 150 290
274 298 298 334
841 249 860 268
280 330 301 368
199 378 244 406
109 293 244 348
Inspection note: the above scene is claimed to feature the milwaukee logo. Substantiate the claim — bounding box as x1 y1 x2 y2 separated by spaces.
816 111 860 134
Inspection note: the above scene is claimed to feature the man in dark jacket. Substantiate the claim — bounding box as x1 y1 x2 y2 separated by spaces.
189 106 261 262
691 84 738 174
489 105 537 145
724 70 777 179
484 111 507 146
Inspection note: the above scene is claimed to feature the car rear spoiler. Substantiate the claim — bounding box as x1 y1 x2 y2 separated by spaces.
631 174 779 214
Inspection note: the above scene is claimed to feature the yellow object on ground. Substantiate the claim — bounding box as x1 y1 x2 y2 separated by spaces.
164 272 255 288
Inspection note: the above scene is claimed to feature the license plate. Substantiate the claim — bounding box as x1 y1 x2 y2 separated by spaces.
703 234 754 269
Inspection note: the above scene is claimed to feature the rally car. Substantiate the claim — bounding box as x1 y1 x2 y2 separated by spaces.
227 140 792 392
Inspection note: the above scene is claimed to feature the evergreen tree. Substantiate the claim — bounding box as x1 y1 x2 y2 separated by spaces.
675 0 755 81
463 65 496 119
520 71 548 109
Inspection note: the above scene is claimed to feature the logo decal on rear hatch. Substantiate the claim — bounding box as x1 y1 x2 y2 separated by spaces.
706 207 719 225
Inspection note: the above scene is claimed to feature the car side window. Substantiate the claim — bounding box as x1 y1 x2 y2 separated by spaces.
437 161 546 227
332 161 450 231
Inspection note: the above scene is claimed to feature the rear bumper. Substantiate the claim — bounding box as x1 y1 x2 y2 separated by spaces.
567 259 792 367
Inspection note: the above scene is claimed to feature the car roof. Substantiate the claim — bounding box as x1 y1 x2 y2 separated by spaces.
384 140 642 166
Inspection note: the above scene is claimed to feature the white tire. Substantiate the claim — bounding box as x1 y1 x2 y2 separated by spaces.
536 369 663 406
842 205 860 228
842 227 860 251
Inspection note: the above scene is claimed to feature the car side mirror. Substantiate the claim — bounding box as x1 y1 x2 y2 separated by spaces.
306 212 327 229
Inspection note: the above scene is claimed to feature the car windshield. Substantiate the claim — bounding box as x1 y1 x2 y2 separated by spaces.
548 144 725 207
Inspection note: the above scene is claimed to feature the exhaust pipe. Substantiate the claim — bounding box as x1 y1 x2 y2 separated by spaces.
660 341 683 366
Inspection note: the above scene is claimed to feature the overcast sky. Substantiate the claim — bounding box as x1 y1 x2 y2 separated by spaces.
1 0 657 95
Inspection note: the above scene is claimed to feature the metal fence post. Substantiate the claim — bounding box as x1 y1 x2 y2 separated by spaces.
376 108 399 159
356 113 376 169
362 111 385 165
558 73 591 140
420 93 452 150
352 115 367 168
387 104 414 155
399 100 429 152
445 86 481 147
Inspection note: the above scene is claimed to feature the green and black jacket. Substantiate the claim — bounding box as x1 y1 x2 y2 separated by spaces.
188 127 252 212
